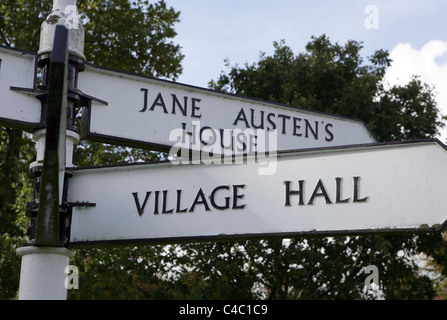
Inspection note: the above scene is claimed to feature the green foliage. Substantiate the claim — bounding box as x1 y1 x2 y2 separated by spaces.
204 35 447 299
0 0 182 300
169 242 259 299
1 0 446 299
0 168 34 299
0 129 35 300
0 0 47 51
69 32 446 299
77 0 184 79
209 36 446 142
69 246 171 299
0 0 183 78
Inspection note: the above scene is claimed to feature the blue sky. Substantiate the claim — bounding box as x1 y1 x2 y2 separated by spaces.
163 0 447 139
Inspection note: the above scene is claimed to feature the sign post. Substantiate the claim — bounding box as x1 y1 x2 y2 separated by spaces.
16 0 85 300
16 24 73 300
78 63 377 155
34 25 69 246
66 140 447 247
3 0 445 301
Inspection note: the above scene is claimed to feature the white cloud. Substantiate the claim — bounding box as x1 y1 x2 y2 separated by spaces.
383 40 447 141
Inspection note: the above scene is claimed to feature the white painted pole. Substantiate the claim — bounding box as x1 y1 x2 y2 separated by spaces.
16 247 75 300
38 0 85 60
17 0 84 300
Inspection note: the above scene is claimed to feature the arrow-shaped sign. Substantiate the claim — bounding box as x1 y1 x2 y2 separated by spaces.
0 46 43 130
78 63 377 155
66 139 447 248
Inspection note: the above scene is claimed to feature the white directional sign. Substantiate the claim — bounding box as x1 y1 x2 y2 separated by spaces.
78 63 377 155
0 46 42 130
66 139 447 247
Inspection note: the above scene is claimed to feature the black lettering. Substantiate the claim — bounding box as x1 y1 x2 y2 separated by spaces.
325 123 334 142
171 94 188 116
181 122 199 144
235 132 247 152
233 108 250 128
200 126 217 146
250 108 264 129
335 177 350 203
181 122 190 143
154 190 160 214
232 184 246 209
305 119 318 139
176 190 188 213
149 92 168 113
267 112 277 131
191 98 202 118
132 192 151 216
277 114 291 134
293 117 302 136
220 129 234 150
248 134 257 153
353 176 368 202
308 179 332 205
162 190 174 214
190 188 211 212
284 180 305 206
210 185 231 210
139 88 149 112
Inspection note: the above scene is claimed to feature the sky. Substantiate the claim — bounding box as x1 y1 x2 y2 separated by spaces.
163 0 447 140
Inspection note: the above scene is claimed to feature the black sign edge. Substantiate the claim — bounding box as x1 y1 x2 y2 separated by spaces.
65 138 447 172
68 222 447 249
65 138 447 248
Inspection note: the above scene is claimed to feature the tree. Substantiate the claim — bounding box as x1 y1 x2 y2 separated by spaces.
198 36 446 299
209 37 444 141
0 0 183 299
78 0 183 79
2 0 446 299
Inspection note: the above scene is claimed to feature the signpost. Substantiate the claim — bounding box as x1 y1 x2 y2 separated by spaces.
78 63 377 154
66 139 447 247
3 0 445 301
15 0 85 300
16 25 74 300
34 25 69 246
0 46 42 130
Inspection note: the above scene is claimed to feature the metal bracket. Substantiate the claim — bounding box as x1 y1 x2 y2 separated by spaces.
62 201 96 208
59 201 96 245
25 200 95 247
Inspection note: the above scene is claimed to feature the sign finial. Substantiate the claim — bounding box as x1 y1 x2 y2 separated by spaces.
38 0 85 60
